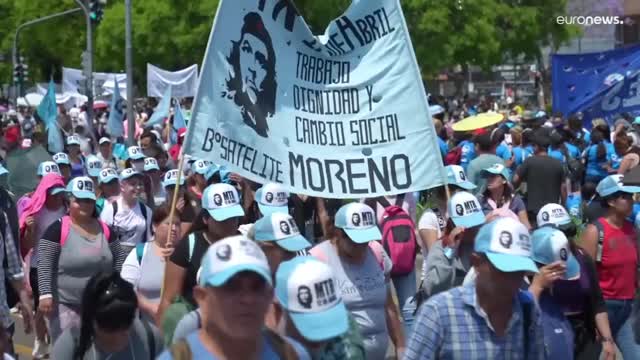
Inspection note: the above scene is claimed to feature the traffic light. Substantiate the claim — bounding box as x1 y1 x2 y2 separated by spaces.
89 0 107 24
13 57 28 84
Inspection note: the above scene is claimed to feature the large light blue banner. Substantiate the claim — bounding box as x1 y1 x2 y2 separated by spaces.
185 0 444 198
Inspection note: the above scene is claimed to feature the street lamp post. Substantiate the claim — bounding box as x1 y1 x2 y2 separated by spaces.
125 0 135 146
12 7 82 102
74 0 95 128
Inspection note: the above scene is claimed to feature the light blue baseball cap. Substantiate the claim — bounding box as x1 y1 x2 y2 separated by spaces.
448 191 485 228
66 176 96 201
334 203 381 244
162 169 185 188
254 213 311 252
66 134 81 146
143 157 160 172
192 159 213 175
204 163 221 181
37 161 61 177
275 257 349 342
0 164 8 176
255 183 289 216
126 146 145 161
119 168 143 181
596 174 640 198
633 116 640 125
85 155 103 178
52 152 70 166
445 165 476 190
199 235 272 287
482 163 511 182
98 168 119 185
201 183 245 221
474 217 538 273
531 227 580 279
49 186 66 195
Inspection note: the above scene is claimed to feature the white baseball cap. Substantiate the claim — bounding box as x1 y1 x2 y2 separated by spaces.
126 146 145 161
143 157 160 172
254 212 311 252
531 227 580 279
199 235 272 287
445 165 476 190
255 183 289 216
448 191 485 228
201 183 245 221
66 134 81 146
52 152 70 166
192 159 213 175
98 168 119 184
119 168 143 181
474 217 538 273
99 137 111 145
37 161 61 177
537 203 572 228
275 257 349 341
85 155 103 177
162 169 185 188
334 203 381 243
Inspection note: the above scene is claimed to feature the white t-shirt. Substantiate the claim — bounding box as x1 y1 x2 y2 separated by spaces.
32 207 67 268
100 198 152 246
417 207 447 281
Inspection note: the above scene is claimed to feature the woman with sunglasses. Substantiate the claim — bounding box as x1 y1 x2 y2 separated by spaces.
121 205 179 324
52 271 163 359
37 177 128 343
580 175 640 358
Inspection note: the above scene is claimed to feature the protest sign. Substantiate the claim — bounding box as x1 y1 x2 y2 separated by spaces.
552 45 640 126
147 64 198 98
62 67 126 96
185 0 444 198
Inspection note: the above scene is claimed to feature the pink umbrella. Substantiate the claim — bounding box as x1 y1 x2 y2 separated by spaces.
93 100 108 110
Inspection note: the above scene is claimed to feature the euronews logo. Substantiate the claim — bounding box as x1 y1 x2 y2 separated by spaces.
556 16 623 26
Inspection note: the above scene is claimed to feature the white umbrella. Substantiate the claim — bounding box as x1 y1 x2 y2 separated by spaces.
16 97 28 107
25 93 44 107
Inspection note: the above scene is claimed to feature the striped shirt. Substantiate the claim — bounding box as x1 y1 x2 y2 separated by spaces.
0 213 23 329
405 284 545 360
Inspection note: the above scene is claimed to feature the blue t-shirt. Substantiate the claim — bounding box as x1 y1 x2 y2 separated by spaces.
584 144 613 181
496 143 512 162
512 146 533 170
459 140 475 171
539 294 575 360
438 137 448 158
548 147 566 163
566 143 581 159
158 332 311 360
609 142 621 170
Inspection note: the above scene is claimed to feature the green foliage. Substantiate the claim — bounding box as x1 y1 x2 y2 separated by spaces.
0 0 578 92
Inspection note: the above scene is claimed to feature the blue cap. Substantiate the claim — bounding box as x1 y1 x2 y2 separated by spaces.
633 116 640 125
52 152 70 166
37 161 61 177
531 227 580 279
445 165 476 190
162 169 185 188
275 257 349 341
143 157 160 172
126 146 145 161
482 163 511 182
0 164 8 176
49 187 66 195
85 155 103 178
474 217 538 273
204 163 221 181
98 168 119 185
199 235 272 287
334 203 381 243
255 183 289 216
119 168 143 181
596 174 640 198
201 183 245 221
448 191 485 228
66 176 96 201
254 213 311 252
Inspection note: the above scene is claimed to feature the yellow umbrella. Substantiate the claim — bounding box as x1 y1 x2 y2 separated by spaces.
451 113 504 132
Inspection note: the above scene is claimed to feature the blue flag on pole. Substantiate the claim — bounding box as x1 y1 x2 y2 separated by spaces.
169 100 187 145
37 80 63 153
145 85 172 128
552 45 640 126
183 0 444 198
107 76 125 137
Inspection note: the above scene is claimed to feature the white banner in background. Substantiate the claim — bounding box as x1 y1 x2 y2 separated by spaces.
147 64 198 98
62 67 126 95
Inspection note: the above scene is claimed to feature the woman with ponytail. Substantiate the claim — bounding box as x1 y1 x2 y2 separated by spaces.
584 129 613 184
52 271 163 359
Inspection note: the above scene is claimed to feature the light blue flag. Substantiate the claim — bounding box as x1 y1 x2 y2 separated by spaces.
173 100 187 130
108 76 125 137
145 85 172 128
183 0 444 198
37 80 63 153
